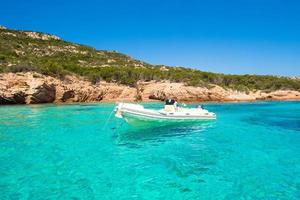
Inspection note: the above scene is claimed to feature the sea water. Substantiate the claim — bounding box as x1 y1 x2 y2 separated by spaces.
0 101 299 200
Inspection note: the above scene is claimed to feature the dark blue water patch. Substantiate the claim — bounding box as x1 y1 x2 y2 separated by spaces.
74 107 98 112
269 118 300 131
79 104 99 107
243 116 300 131
207 101 300 113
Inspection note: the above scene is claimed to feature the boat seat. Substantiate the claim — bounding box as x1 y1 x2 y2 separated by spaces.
164 105 175 112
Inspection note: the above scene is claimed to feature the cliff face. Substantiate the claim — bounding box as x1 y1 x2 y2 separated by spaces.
0 72 137 104
1 72 299 105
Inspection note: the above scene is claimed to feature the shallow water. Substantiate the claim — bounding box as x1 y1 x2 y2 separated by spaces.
0 101 299 200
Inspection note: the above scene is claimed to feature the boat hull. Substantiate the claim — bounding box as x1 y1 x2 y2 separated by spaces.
121 109 216 126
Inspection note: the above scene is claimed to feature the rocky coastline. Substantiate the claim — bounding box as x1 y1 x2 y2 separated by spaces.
0 72 299 105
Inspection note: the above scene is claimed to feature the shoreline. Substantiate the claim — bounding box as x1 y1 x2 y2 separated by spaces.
1 99 299 107
1 72 300 105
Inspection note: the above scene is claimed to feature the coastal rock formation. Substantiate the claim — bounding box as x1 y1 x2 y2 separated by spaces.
0 91 26 104
61 90 75 102
254 90 300 100
30 83 56 104
139 81 256 102
0 72 137 105
0 72 299 105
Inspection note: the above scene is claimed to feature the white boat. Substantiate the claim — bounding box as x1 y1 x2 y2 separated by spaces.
114 99 216 126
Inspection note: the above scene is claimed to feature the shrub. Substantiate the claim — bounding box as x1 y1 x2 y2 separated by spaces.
8 64 39 73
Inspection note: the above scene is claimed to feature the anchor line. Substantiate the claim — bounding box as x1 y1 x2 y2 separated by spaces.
102 107 115 130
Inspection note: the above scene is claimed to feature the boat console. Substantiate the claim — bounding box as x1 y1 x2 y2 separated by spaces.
164 99 177 112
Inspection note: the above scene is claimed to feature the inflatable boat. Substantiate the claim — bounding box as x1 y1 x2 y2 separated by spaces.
114 99 216 126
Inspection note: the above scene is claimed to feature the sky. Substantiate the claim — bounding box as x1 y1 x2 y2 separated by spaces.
1 0 300 76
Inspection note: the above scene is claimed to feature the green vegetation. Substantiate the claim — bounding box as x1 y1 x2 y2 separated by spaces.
1 27 299 91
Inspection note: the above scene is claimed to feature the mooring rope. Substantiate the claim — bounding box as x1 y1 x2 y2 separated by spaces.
102 107 115 131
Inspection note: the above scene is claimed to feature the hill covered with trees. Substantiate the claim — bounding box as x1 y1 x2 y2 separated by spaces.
1 26 299 92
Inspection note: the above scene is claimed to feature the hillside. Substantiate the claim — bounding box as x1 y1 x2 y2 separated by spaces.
1 25 300 92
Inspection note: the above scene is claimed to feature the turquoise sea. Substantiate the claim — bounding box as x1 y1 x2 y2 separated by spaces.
0 101 299 200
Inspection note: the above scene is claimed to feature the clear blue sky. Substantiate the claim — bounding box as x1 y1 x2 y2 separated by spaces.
1 0 300 76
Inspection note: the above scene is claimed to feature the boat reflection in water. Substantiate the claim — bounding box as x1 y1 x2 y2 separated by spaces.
115 120 215 146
